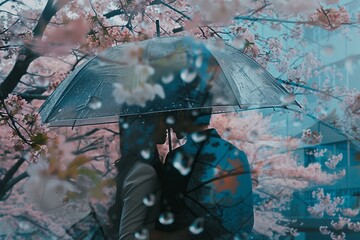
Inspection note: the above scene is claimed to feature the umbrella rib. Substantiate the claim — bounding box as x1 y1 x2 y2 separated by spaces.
207 52 243 110
76 78 106 123
238 64 269 106
40 55 98 123
218 44 296 108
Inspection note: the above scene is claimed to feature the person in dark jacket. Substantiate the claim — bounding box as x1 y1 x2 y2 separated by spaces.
159 110 254 239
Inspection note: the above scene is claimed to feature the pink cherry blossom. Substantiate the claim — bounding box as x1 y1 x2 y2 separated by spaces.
309 7 351 30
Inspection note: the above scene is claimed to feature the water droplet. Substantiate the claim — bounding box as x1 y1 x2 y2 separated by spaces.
97 60 107 67
17 54 26 61
249 130 258 141
122 122 129 129
214 97 230 105
213 167 220 176
191 133 207 142
194 48 202 55
189 218 204 235
293 119 302 127
141 149 151 159
159 212 174 225
143 193 156 207
290 228 299 237
191 110 200 116
223 129 231 138
18 221 31 230
141 21 150 29
180 69 197 83
162 74 174 84
165 116 175 125
319 226 330 235
195 55 203 68
232 37 246 49
173 152 193 176
88 97 102 110
280 93 295 105
322 45 334 56
134 228 149 240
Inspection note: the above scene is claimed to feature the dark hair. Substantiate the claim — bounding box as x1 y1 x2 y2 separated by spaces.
107 114 163 238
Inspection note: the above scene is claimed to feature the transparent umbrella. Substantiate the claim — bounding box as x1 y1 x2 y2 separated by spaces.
39 36 299 127
39 36 301 239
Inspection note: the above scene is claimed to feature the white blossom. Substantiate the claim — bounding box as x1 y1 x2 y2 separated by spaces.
24 158 78 211
112 82 165 107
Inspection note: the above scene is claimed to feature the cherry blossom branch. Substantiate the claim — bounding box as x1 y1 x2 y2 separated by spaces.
0 0 10 6
156 0 191 20
0 18 20 34
234 16 311 24
286 107 360 143
277 79 342 101
16 93 49 101
0 157 26 200
235 15 356 27
4 172 28 194
0 0 68 99
0 99 32 145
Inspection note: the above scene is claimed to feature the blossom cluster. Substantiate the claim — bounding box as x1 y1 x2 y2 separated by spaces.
325 153 343 169
309 7 350 30
0 95 49 158
301 129 323 145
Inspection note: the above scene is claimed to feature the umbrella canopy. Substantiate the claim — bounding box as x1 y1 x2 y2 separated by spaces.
39 36 298 127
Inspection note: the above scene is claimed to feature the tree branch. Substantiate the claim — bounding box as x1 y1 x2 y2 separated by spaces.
0 0 68 99
0 157 26 200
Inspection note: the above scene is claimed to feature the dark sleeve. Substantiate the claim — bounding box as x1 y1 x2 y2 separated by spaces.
159 150 191 231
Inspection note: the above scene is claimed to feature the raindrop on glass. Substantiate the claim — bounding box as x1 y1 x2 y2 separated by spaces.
180 69 197 83
143 193 156 207
17 55 26 61
223 128 231 138
189 218 204 235
194 48 202 55
231 37 246 49
213 167 220 176
319 108 328 119
195 55 203 68
141 21 150 29
280 93 295 105
249 130 258 141
293 119 302 127
134 228 149 240
319 226 330 235
97 60 107 67
322 45 334 56
191 110 200 116
141 149 151 159
18 221 31 230
122 122 129 129
191 133 207 142
162 74 174 84
159 212 175 225
88 97 102 110
166 116 175 125
173 152 193 176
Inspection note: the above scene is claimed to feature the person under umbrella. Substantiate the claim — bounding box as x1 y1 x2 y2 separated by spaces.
107 113 195 240
158 109 254 239
106 114 165 239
